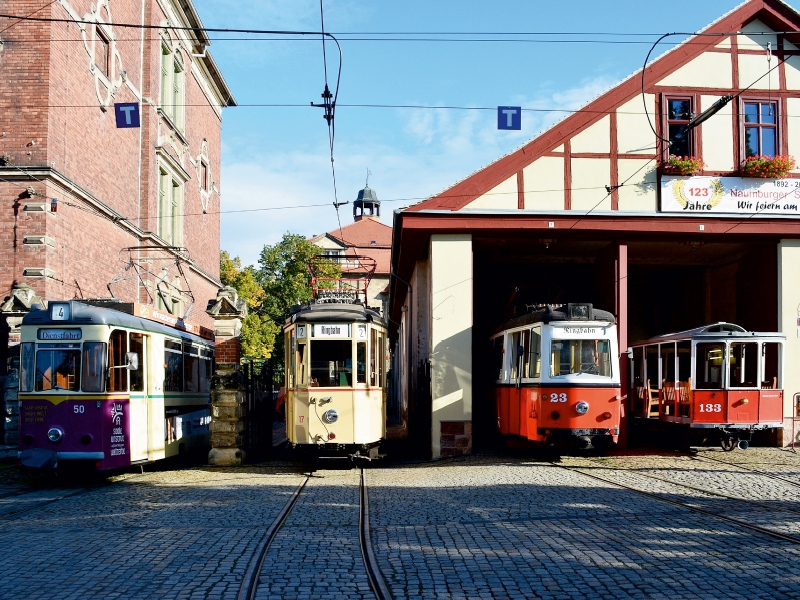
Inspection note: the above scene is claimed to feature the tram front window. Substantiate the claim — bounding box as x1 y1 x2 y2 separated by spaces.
550 339 611 377
696 343 724 389
310 340 352 387
729 342 758 388
35 346 81 391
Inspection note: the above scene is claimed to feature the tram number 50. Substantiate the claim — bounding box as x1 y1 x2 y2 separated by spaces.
549 393 568 402
698 403 722 413
73 405 85 414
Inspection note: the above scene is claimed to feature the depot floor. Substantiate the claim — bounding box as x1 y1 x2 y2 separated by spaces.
0 448 799 600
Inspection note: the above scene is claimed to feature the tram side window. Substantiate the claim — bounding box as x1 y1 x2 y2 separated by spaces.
184 342 200 393
660 343 676 384
130 334 144 392
297 342 307 386
35 345 81 391
632 347 644 386
492 336 504 381
82 342 106 392
19 342 35 392
356 341 366 384
310 340 352 387
528 329 541 378
696 343 724 389
199 348 213 393
729 342 758 388
164 339 183 392
762 343 780 389
677 341 691 383
108 330 128 392
645 346 659 386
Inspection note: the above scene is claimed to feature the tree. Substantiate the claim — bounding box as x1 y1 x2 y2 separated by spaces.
219 235 339 368
219 250 277 360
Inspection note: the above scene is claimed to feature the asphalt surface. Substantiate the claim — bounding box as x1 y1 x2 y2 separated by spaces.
0 448 799 599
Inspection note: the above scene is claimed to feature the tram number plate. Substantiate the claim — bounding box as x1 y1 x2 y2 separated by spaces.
548 393 568 402
698 403 722 413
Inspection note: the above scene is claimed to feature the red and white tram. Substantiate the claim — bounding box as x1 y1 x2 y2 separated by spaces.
491 303 622 450
629 323 785 450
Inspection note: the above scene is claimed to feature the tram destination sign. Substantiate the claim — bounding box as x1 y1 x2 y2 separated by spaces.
312 323 351 338
661 176 800 215
38 328 82 340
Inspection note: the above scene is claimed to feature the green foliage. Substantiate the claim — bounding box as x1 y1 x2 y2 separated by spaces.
220 235 340 370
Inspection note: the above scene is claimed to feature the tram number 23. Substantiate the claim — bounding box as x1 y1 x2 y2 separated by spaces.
549 393 568 402
698 403 722 413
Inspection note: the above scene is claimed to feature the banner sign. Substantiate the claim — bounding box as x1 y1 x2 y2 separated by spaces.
661 176 800 215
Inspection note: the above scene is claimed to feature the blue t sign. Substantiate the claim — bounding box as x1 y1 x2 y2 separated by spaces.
497 106 521 130
114 102 140 128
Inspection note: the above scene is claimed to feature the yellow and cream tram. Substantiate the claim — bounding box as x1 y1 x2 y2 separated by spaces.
283 255 388 459
18 300 213 470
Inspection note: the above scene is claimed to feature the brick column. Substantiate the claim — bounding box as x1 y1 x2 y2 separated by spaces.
206 287 248 465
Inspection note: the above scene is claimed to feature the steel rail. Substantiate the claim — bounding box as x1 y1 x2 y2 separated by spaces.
360 468 392 600
690 454 800 490
238 474 310 600
586 463 800 515
555 463 800 546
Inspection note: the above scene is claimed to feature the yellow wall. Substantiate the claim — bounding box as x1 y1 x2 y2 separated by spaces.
616 95 656 155
464 175 518 210
617 159 657 211
571 158 611 211
701 95 735 172
523 156 565 210
571 116 610 154
429 234 473 458
656 52 732 89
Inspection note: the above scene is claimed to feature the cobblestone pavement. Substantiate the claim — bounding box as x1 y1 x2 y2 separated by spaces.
368 451 800 600
253 468 372 600
1 449 800 599
0 463 307 600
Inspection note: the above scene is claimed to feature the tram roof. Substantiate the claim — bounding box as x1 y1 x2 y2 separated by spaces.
22 300 213 345
494 305 616 335
287 301 386 327
632 323 786 346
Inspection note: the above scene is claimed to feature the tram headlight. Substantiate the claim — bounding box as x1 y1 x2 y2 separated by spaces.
47 427 64 443
575 401 590 415
322 409 339 424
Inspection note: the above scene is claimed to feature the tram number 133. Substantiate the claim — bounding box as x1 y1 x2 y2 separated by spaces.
549 393 568 402
698 403 722 413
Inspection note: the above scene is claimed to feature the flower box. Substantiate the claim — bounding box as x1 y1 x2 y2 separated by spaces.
663 155 705 176
741 155 796 179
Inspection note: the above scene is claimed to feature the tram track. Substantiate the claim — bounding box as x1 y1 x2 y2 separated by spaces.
238 468 390 600
690 453 800 490
555 461 800 546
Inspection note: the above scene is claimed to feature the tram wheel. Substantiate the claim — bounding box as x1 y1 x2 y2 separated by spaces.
720 436 736 452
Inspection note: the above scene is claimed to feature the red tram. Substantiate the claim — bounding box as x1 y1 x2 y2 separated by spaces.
629 323 785 450
491 304 622 450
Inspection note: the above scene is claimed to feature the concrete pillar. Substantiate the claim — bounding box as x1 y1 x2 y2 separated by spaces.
778 240 800 446
0 283 44 446
429 234 473 458
616 241 628 449
205 286 248 465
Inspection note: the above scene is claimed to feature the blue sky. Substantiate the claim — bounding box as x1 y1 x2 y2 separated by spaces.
191 0 798 267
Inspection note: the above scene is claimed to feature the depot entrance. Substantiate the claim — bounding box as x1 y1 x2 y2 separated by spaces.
471 235 779 451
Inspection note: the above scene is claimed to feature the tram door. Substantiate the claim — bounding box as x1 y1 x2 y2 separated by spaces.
128 333 149 462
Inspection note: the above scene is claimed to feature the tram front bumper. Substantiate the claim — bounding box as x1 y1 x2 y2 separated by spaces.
19 449 105 469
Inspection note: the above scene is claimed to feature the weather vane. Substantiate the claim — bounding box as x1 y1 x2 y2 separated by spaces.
366 168 372 187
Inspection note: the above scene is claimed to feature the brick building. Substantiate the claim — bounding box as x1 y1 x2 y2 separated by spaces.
0 0 234 343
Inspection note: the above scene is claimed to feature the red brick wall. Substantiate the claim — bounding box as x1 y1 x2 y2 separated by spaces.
0 0 226 331
215 336 241 364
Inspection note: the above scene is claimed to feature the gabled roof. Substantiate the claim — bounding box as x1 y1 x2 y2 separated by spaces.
405 0 800 213
322 218 392 249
